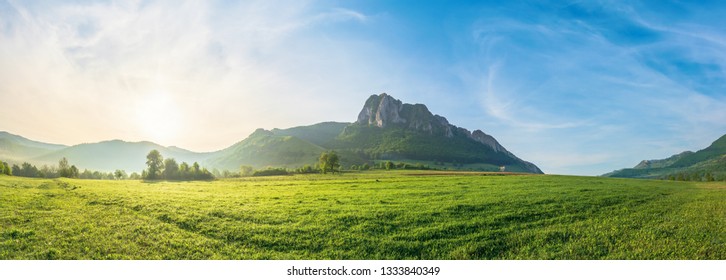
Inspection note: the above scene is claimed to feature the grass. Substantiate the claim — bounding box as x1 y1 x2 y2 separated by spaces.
0 171 724 259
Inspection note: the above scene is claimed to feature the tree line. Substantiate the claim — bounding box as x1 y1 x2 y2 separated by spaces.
0 157 131 179
664 171 722 182
1 150 444 180
142 150 214 180
226 151 437 177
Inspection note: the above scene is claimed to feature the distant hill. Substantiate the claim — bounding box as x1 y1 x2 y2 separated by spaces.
33 140 212 173
1 93 543 174
0 131 67 162
604 134 726 180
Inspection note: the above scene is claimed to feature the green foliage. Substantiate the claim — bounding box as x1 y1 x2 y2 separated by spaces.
79 169 116 180
318 151 340 174
114 170 128 180
252 168 289 176
162 158 179 180
144 150 164 180
0 173 724 259
56 157 79 178
239 166 254 177
331 125 526 169
12 162 39 177
58 157 70 177
295 165 318 174
142 150 213 181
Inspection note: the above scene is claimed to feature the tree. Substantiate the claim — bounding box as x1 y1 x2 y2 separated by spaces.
58 157 71 178
114 170 128 180
0 161 10 176
19 162 39 177
385 161 394 170
69 165 79 178
240 165 254 177
162 158 179 180
144 150 164 180
706 172 715 182
319 151 340 174
192 162 201 177
179 162 190 180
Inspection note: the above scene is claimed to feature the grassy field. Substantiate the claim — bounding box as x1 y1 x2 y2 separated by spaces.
0 171 724 259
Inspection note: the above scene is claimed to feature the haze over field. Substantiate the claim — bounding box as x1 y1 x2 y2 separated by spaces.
1 1 725 175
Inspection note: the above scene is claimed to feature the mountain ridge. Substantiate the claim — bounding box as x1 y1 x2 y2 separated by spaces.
1 93 543 174
603 134 726 180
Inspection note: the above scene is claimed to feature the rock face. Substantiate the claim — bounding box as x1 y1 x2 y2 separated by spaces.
354 93 542 173
357 93 407 127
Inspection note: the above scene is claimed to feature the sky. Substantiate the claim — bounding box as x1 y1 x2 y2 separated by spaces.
1 0 725 175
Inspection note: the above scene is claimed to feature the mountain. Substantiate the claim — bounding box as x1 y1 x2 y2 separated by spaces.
1 93 543 174
205 129 326 170
33 140 212 173
0 131 67 161
604 134 726 180
330 93 542 173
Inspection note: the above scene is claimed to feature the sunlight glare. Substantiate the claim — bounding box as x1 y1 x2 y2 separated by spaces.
135 91 182 145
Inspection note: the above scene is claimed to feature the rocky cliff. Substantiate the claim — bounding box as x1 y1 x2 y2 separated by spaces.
352 93 542 173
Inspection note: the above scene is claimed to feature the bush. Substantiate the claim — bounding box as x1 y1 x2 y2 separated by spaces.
252 168 289 177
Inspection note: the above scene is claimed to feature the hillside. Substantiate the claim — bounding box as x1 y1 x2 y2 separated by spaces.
205 129 326 170
270 122 349 147
0 131 67 162
604 134 726 180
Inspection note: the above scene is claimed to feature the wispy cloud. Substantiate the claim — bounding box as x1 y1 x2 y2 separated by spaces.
450 1 726 174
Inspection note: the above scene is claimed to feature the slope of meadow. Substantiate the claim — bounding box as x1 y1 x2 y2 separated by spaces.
0 172 724 259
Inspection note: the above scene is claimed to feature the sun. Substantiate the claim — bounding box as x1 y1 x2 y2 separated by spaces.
135 91 182 145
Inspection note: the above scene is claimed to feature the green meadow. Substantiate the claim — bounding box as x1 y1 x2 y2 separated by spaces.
0 172 724 259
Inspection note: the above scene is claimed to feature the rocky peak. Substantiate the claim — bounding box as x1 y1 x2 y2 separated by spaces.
356 93 451 133
357 93 406 127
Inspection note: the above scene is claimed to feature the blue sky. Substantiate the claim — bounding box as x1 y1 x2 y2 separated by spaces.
1 0 725 175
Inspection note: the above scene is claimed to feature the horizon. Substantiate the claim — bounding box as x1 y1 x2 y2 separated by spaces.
2 1 726 175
